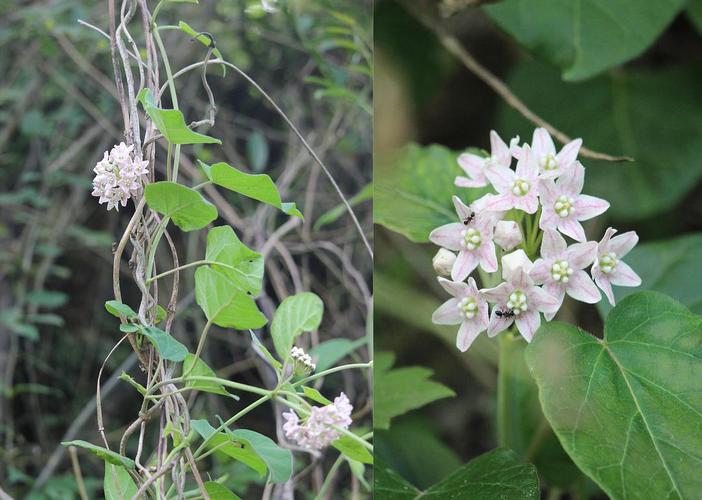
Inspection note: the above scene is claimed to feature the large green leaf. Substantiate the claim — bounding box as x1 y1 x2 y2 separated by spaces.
192 420 266 477
270 292 324 359
104 300 137 320
498 62 702 221
203 482 241 500
332 434 373 464
194 266 267 329
145 182 218 232
374 352 454 430
61 440 135 470
139 326 188 362
374 448 540 499
200 161 303 219
204 226 263 296
485 0 685 81
182 354 230 397
374 144 490 243
104 464 137 500
527 291 702 499
137 88 220 145
598 233 702 318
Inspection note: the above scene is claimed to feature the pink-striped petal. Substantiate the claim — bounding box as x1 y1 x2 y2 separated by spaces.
538 179 558 203
451 250 479 282
515 310 540 342
457 153 486 179
565 241 597 269
485 165 515 193
541 229 567 259
429 223 463 251
531 128 556 159
456 176 488 188
566 270 601 304
487 308 514 337
556 138 582 169
539 207 559 232
558 161 584 196
514 193 539 214
490 130 511 165
609 231 639 258
574 194 609 221
529 258 552 284
516 144 538 178
432 298 462 325
437 277 470 298
478 299 490 328
558 217 587 243
484 193 517 212
456 320 485 352
610 261 641 287
530 286 560 313
479 240 498 273
593 267 615 306
452 195 473 220
543 282 566 321
481 282 511 304
598 227 617 249
466 276 480 296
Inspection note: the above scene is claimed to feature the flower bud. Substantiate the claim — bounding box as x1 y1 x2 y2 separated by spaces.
502 249 533 280
493 220 522 251
432 248 456 277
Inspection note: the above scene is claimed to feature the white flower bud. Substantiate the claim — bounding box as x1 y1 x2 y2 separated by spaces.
432 248 456 277
493 221 522 251
501 249 533 281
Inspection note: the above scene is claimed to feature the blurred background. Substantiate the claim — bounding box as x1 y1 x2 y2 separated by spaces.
374 0 702 497
0 0 371 498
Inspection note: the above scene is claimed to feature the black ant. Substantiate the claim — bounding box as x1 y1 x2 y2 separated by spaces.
495 308 515 319
462 210 476 225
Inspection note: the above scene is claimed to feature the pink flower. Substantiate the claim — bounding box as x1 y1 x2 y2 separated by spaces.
456 130 518 188
526 127 582 179
592 228 641 306
484 144 540 214
481 267 560 342
429 196 498 281
538 162 609 242
283 393 353 452
493 220 522 251
432 277 489 351
530 230 600 320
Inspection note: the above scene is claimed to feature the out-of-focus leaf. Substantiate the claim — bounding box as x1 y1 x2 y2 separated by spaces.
246 130 269 173
498 62 702 221
528 291 702 499
177 21 226 75
689 0 702 32
145 181 218 232
203 482 241 500
485 0 685 81
270 292 323 359
332 434 373 464
61 440 135 469
313 183 371 230
26 290 68 309
308 337 365 372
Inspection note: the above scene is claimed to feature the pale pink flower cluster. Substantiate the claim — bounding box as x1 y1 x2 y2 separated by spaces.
92 142 149 211
431 128 641 351
282 393 353 452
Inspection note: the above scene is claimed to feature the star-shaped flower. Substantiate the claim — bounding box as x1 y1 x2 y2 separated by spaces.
538 162 609 242
482 266 560 342
432 277 489 351
455 130 518 188
429 196 498 281
530 230 600 320
484 144 540 214
592 228 641 305
528 127 582 179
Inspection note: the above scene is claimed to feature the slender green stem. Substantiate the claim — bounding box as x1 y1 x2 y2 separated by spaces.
145 216 170 280
191 181 212 190
183 320 214 379
291 361 372 388
146 375 270 398
316 455 345 500
145 259 237 285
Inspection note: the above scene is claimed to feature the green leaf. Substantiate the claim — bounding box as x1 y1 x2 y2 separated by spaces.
177 21 226 76
375 448 540 499
375 144 490 242
140 326 188 362
145 181 218 232
270 292 324 359
250 331 282 370
203 481 241 500
61 440 135 470
229 429 293 483
26 290 68 309
200 161 303 220
246 130 269 173
689 0 702 33
498 62 702 221
527 291 702 499
308 337 365 372
104 300 137 320
104 464 137 500
374 352 454 430
332 435 373 465
182 354 231 397
119 371 147 395
192 420 267 477
137 88 220 145
301 386 332 405
205 226 264 296
598 233 702 318
485 0 685 81
313 182 372 230
195 266 267 329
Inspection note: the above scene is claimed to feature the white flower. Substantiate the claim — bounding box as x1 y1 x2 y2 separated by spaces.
283 393 353 452
501 249 533 281
432 277 489 351
592 228 641 306
484 144 540 214
92 142 149 211
290 346 316 374
519 127 582 179
455 130 519 188
432 248 457 277
493 221 522 251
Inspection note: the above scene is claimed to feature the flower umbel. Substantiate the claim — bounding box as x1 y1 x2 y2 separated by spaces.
282 393 353 453
290 346 316 375
92 142 149 211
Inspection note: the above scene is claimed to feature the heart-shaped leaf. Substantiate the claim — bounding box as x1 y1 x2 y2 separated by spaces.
104 300 137 320
199 161 303 219
62 440 135 469
205 226 263 296
527 291 702 499
138 88 220 145
270 292 323 359
145 182 218 232
192 420 266 477
195 266 267 329
140 326 188 362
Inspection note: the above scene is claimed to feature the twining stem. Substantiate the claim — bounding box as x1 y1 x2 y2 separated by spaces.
145 216 170 280
291 362 373 387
